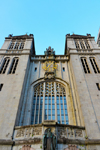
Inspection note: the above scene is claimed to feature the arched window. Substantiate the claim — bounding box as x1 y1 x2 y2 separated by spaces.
9 57 19 74
0 57 10 74
31 82 69 125
81 57 90 73
89 57 100 73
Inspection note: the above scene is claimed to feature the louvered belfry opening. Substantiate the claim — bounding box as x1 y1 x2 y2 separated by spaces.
9 57 19 74
0 57 10 74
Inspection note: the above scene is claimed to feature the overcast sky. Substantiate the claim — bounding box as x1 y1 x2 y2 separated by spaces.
0 0 100 54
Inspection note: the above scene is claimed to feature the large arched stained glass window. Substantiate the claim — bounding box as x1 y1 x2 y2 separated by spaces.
31 82 68 125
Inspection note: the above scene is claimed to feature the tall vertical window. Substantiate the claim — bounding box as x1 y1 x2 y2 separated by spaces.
31 82 69 125
31 83 43 124
0 84 3 91
9 42 15 49
84 40 90 49
89 57 100 73
75 40 80 49
96 83 100 90
14 42 20 49
80 40 85 49
56 83 68 124
19 42 24 49
0 57 10 74
9 57 19 74
81 57 90 73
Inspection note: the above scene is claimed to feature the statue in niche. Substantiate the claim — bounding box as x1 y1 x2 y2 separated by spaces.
43 128 56 150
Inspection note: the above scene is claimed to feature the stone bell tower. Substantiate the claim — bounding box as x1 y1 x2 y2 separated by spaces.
0 34 35 149
65 33 100 150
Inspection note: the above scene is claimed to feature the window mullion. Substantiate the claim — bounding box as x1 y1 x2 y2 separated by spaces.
47 95 49 120
83 58 88 73
54 82 57 122
91 58 97 73
12 59 17 73
62 93 65 124
2 59 8 74
38 92 41 124
59 85 61 124
51 83 52 120
42 82 45 122
11 59 16 73
19 42 21 49
93 58 99 73
34 93 37 124
13 42 16 49
2 59 6 73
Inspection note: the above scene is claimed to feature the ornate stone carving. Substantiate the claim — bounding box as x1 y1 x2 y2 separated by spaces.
64 145 79 150
16 129 24 137
75 129 83 137
32 127 42 135
16 127 42 138
44 46 55 56
58 127 67 138
25 128 32 138
44 72 55 80
67 128 75 137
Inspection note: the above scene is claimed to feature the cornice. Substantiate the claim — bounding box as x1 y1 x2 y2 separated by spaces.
1 138 100 145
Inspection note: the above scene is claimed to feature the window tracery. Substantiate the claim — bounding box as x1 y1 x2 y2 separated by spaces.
31 82 69 125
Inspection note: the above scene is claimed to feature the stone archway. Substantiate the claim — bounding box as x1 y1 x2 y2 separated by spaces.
21 145 35 150
64 145 79 150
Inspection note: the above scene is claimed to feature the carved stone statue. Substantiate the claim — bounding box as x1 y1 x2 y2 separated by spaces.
43 128 56 150
44 46 55 56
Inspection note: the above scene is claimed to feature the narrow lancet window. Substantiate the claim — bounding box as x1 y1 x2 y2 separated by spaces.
81 57 90 73
0 57 10 74
84 40 90 49
19 42 24 49
14 42 20 49
80 41 85 49
75 40 80 49
9 42 15 49
89 57 100 73
96 83 100 90
0 84 3 91
9 57 19 74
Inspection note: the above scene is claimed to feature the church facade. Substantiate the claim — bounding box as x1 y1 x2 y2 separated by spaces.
0 32 100 150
